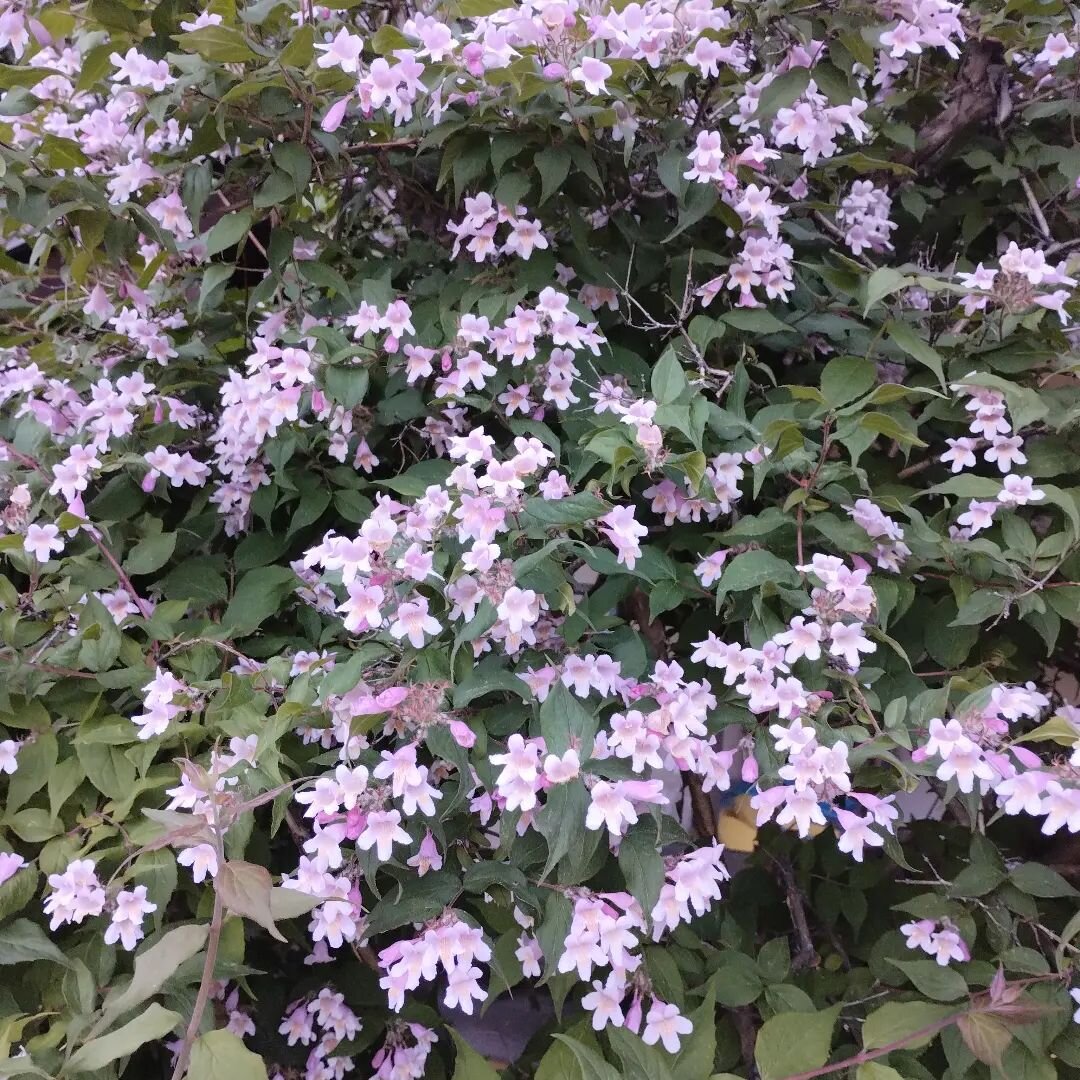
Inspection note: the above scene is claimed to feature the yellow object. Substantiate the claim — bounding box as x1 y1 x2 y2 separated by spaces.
714 793 829 851
715 794 759 852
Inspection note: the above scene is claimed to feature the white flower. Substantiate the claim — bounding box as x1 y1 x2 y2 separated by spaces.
642 1001 692 1053
357 810 411 862
23 523 64 561
572 56 612 95
178 843 219 883
389 597 442 648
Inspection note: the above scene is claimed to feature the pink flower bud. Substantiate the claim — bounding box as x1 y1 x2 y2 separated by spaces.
449 720 476 748
29 18 52 46
322 95 352 133
741 754 759 783
141 472 158 493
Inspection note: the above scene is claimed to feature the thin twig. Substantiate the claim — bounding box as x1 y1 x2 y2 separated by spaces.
772 855 819 970
86 527 154 619
1019 175 1052 242
169 810 227 1080
783 1011 963 1080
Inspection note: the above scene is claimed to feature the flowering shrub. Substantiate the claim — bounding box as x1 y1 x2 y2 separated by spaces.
3 0 1080 1077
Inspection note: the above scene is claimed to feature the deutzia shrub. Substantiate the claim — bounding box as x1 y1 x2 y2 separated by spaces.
2 1 1080 1078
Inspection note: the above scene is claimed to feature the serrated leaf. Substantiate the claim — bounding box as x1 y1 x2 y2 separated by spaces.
216 860 286 942
862 1001 953 1050
754 1006 839 1080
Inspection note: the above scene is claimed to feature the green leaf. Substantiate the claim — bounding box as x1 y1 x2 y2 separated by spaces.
672 984 716 1080
279 22 315 66
324 365 369 408
821 355 878 407
204 210 253 257
707 952 763 1007
187 1028 269 1080
1009 862 1078 898
886 321 947 390
67 1002 180 1073
0 918 71 967
618 819 665 922
199 263 233 315
856 1065 906 1080
377 458 454 498
538 682 596 757
520 492 607 528
715 549 799 598
7 732 56 814
77 595 122 672
88 0 140 32
752 67 812 120
754 1006 839 1080
950 589 1006 626
859 410 926 447
364 871 460 935
449 1029 502 1080
216 860 286 942
536 146 571 204
551 1035 622 1080
453 666 534 708
179 25 257 63
887 958 969 1001
862 268 913 315
271 142 312 197
862 1001 954 1050
0 868 39 923
721 309 790 335
652 346 688 405
535 780 597 883
123 531 177 575
609 1028 676 1080
269 886 321 920
102 923 209 1021
222 565 297 635
370 24 410 54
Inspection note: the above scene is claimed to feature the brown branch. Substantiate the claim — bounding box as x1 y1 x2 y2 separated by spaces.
783 1011 962 1080
86 527 154 620
898 39 1005 174
772 855 819 971
169 802 228 1080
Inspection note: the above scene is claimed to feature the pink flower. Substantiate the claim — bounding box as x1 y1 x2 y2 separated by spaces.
0 853 26 886
571 56 612 95
448 720 476 748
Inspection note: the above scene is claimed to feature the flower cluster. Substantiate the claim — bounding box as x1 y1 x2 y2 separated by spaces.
837 181 896 256
3 0 1080 1075
447 193 550 262
276 988 363 1080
